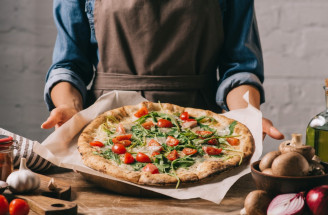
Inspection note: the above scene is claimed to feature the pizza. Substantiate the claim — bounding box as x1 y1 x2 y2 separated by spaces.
78 102 254 187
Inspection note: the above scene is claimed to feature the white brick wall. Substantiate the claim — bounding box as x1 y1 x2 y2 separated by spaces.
256 1 328 153
0 1 327 156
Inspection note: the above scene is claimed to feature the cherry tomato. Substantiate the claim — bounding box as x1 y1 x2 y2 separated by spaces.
182 148 197 155
120 140 132 147
134 106 148 118
142 121 155 130
113 134 132 142
0 195 9 215
151 151 160 157
157 119 173 128
203 146 222 155
180 112 189 120
196 130 213 137
117 124 126 134
136 152 151 163
166 136 179 147
89 141 105 147
112 143 126 154
142 163 159 174
9 199 29 215
167 150 178 161
112 134 132 145
124 152 135 164
207 138 218 145
226 137 240 146
148 139 163 151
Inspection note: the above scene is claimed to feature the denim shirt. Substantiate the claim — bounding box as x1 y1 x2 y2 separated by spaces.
45 0 265 111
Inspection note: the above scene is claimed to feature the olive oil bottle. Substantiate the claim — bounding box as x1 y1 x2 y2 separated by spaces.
306 79 328 162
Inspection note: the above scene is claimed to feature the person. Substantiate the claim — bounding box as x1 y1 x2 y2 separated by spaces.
41 0 284 141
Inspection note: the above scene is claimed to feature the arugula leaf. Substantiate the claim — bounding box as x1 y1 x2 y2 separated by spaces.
130 162 146 171
168 114 181 131
195 116 217 124
94 150 121 165
199 123 216 133
153 154 171 173
171 156 195 170
169 156 196 188
222 147 244 165
101 123 115 136
107 115 119 124
229 121 237 135
134 113 152 124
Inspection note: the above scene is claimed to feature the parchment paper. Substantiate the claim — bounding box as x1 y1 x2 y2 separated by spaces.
33 90 262 204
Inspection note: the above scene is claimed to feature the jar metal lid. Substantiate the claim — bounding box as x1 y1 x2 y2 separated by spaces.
0 135 14 146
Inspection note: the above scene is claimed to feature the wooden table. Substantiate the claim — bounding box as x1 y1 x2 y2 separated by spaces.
28 167 256 215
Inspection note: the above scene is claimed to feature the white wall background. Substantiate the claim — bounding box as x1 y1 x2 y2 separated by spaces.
0 0 327 155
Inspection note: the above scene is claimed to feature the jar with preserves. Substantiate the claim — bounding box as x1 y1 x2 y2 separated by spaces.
0 135 15 181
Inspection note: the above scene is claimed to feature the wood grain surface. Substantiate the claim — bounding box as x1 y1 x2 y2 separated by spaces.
25 167 256 215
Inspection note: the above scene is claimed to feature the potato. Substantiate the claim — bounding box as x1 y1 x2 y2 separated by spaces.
259 151 281 171
244 190 272 215
271 152 309 176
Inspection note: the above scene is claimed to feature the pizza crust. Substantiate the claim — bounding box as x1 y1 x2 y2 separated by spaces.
78 101 255 186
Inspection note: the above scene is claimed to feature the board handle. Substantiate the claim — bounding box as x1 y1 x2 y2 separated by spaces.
16 195 77 215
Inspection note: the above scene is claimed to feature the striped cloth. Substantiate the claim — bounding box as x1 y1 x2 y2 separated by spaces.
0 128 53 172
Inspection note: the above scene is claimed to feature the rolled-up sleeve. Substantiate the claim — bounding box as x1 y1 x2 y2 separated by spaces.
44 0 96 110
216 0 265 111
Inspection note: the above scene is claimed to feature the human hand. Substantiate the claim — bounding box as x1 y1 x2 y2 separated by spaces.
262 118 284 140
41 105 80 129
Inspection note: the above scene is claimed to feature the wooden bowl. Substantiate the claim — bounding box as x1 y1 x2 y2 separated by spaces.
251 160 328 195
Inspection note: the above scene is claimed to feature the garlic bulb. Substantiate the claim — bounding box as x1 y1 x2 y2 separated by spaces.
6 158 40 193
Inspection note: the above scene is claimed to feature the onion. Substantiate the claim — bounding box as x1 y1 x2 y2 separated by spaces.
306 185 328 215
267 193 305 215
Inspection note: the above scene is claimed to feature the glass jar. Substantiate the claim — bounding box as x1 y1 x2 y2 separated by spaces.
0 135 15 181
306 80 328 162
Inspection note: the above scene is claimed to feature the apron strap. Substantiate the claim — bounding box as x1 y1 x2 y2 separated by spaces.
93 73 214 91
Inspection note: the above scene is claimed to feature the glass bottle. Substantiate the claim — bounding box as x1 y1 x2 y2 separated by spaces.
306 79 328 162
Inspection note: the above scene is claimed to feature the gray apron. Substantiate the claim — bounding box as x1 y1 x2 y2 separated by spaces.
91 0 224 112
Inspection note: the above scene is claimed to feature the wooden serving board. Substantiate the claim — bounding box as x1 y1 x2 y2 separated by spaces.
80 172 165 198
4 173 77 215
36 173 71 201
